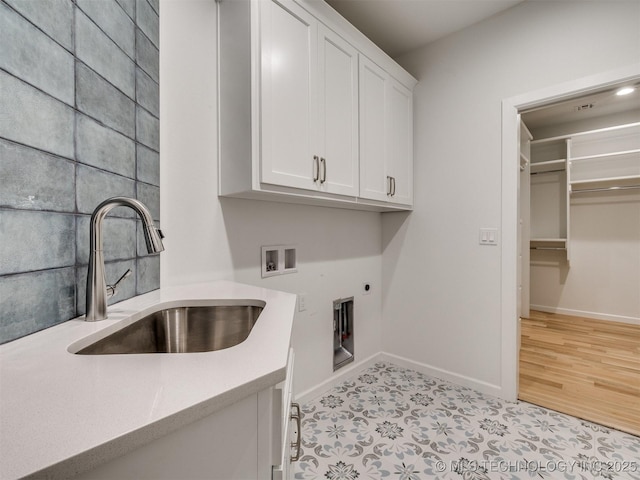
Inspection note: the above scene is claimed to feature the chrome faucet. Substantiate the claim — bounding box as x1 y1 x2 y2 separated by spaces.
86 197 165 321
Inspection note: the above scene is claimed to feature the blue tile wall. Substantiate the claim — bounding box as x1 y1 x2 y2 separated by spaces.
75 10 136 99
4 0 74 50
76 63 136 137
135 28 159 82
1 70 75 158
0 139 76 212
77 0 135 57
0 3 75 104
136 67 159 117
136 144 160 186
0 0 160 344
115 0 136 21
76 114 136 177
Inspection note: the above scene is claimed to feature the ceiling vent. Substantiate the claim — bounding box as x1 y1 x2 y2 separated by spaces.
574 103 595 112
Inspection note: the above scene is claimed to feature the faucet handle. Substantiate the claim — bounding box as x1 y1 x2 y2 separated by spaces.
106 269 132 299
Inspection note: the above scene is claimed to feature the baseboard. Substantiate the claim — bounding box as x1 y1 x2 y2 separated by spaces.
531 304 640 326
294 352 382 405
295 351 505 405
379 352 504 399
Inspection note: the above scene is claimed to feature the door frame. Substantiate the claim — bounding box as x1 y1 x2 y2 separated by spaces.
499 63 640 401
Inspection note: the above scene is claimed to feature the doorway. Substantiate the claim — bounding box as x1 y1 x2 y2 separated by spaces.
516 83 640 435
504 69 640 434
500 64 640 404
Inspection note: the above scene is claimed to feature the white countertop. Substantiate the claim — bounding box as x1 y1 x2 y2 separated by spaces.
0 281 297 479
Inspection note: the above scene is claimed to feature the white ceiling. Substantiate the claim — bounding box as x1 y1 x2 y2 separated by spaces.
522 83 640 130
324 0 640 128
325 0 524 57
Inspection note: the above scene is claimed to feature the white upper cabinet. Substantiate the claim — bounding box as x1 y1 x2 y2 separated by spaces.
359 55 413 206
260 1 359 196
386 80 413 205
218 0 417 212
316 24 359 196
359 57 388 202
260 0 317 191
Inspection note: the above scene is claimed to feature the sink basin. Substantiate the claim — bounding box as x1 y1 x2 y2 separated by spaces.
76 303 264 354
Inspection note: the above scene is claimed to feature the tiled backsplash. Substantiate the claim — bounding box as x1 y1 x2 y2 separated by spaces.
0 0 160 344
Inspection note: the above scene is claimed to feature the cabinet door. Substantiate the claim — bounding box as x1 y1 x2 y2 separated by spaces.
359 56 388 202
386 79 413 206
262 349 296 480
72 395 259 480
317 25 359 196
260 0 318 191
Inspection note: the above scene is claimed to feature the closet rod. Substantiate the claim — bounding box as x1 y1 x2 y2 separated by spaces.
530 247 566 251
571 184 640 194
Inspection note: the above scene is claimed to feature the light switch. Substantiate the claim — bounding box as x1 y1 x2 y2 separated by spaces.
479 228 499 246
298 293 307 312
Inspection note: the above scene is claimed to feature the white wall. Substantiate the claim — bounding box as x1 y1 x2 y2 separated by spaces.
531 190 640 324
528 111 640 324
160 0 640 399
159 0 382 396
385 0 640 394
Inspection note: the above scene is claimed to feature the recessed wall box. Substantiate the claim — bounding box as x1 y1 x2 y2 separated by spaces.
261 247 279 277
333 297 354 371
284 248 297 272
261 245 297 278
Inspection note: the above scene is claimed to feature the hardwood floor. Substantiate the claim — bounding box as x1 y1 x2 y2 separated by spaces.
519 310 640 437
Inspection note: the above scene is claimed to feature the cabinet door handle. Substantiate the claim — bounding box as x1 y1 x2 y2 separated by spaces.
290 402 302 462
386 176 392 196
313 156 320 182
320 157 326 184
392 177 396 196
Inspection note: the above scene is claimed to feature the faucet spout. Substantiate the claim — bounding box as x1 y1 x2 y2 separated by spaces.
86 197 164 322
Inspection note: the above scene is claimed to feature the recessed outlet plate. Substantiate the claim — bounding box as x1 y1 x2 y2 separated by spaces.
261 247 279 277
261 245 297 278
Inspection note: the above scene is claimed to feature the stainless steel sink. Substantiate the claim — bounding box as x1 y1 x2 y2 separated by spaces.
76 304 264 354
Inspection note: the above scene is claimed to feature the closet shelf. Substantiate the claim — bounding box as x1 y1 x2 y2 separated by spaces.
530 121 640 144
570 175 640 193
527 120 638 266
571 174 640 185
530 159 566 174
530 238 567 242
570 148 640 163
530 238 567 251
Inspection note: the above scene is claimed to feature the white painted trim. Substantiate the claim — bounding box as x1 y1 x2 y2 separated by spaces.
379 353 503 399
294 351 505 405
294 352 382 405
501 63 640 403
531 305 640 326
501 99 520 402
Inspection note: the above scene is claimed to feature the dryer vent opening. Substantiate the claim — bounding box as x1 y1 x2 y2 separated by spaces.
333 297 354 371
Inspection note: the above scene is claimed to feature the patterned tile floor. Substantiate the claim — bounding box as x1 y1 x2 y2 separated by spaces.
294 362 640 479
